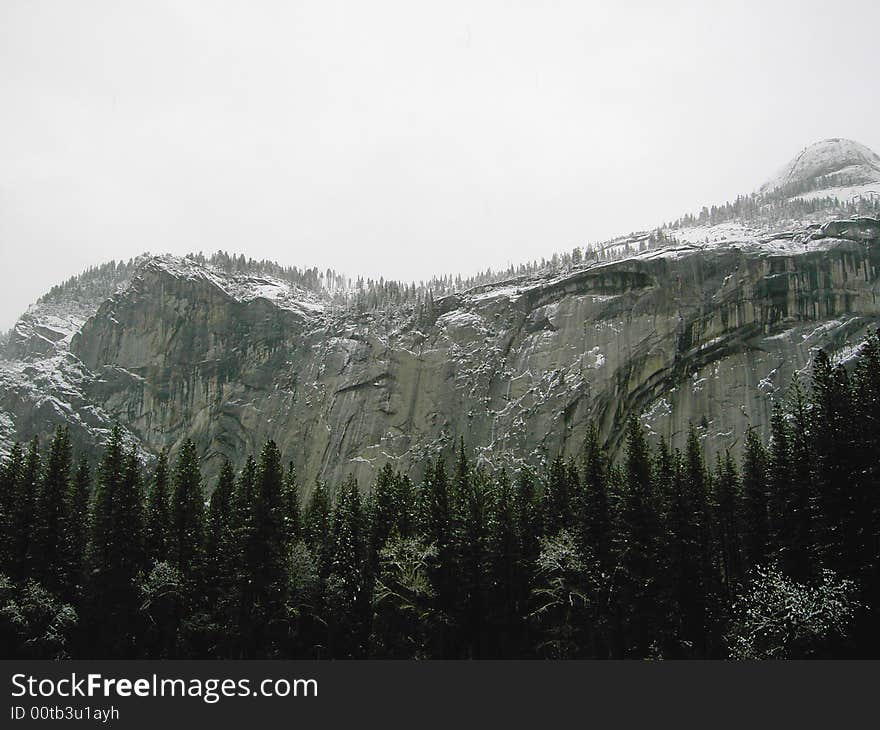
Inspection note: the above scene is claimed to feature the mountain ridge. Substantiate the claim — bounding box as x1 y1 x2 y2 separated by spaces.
2 140 880 487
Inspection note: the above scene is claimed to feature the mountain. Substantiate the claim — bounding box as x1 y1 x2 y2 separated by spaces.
2 139 880 488
759 137 880 195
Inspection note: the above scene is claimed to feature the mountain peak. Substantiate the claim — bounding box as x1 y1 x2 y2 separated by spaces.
760 138 880 194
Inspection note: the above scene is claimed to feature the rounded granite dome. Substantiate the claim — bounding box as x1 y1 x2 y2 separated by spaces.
760 138 880 193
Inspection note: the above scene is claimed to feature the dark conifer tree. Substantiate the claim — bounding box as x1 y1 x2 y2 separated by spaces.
418 457 455 656
231 455 257 656
10 437 40 579
487 468 519 656
245 440 289 656
368 463 398 574
116 446 146 588
615 416 663 658
29 426 73 592
302 478 331 572
458 465 489 658
851 331 880 654
169 439 205 583
282 461 301 549
64 456 91 601
714 450 743 598
580 423 612 572
516 468 540 570
162 441 205 653
396 473 415 538
682 426 718 656
327 475 367 657
144 450 170 566
786 378 818 580
205 461 237 655
666 427 713 657
514 466 540 653
83 427 142 657
811 350 854 572
232 455 257 543
542 455 570 536
741 426 769 572
767 402 793 565
0 443 24 574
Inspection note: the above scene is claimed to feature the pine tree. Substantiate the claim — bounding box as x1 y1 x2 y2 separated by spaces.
487 468 520 656
231 455 257 656
144 450 171 566
418 457 456 656
368 463 398 574
684 426 719 656
370 534 439 658
396 473 415 538
302 478 331 571
516 468 540 570
169 439 205 583
83 426 143 657
811 350 854 572
64 456 91 600
714 451 743 598
768 403 793 565
205 461 237 656
458 465 489 658
615 416 664 657
850 331 880 654
514 467 540 653
30 426 73 592
741 426 769 573
580 423 612 574
530 529 592 658
245 440 289 656
282 461 301 548
0 443 24 574
327 475 367 657
116 446 146 592
542 455 570 535
786 378 817 580
10 438 40 579
666 427 716 656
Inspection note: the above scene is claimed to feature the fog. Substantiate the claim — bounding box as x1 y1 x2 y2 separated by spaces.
2 0 879 328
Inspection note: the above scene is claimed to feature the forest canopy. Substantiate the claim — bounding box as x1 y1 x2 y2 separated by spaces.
1 333 879 660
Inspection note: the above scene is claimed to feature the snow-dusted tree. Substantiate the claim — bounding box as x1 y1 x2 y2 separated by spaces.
0 575 77 659
530 529 592 658
725 565 858 659
370 534 439 658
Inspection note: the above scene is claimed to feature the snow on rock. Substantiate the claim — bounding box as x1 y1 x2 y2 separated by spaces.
760 138 880 194
793 181 880 204
145 255 327 317
2 142 880 479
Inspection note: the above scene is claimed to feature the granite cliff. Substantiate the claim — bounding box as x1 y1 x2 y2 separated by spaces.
2 139 880 488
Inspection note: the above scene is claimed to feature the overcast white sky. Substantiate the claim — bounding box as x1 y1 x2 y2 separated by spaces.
1 0 879 329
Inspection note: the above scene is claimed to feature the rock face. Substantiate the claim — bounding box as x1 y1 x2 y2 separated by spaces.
760 138 880 193
2 141 880 489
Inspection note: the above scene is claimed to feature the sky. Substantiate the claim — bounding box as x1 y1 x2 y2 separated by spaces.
1 0 879 329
